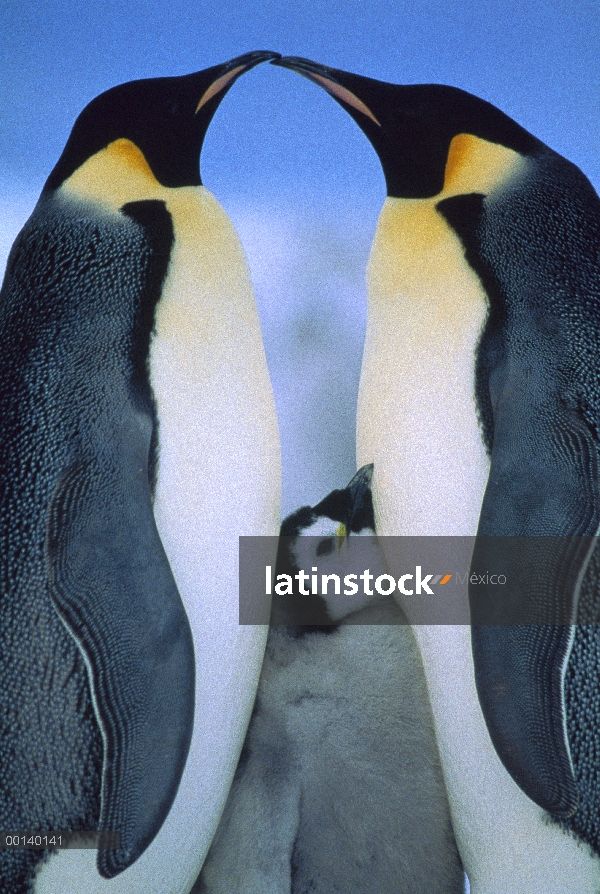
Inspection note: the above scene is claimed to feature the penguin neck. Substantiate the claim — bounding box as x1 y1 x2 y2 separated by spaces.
357 196 490 537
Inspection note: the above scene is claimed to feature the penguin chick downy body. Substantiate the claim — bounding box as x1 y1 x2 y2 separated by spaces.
195 466 464 894
273 57 600 893
0 53 281 894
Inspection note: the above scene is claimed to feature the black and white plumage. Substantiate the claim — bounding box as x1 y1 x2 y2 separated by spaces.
273 57 600 893
0 53 281 894
195 466 464 894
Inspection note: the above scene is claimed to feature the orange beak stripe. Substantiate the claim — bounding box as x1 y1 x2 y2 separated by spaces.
196 64 247 114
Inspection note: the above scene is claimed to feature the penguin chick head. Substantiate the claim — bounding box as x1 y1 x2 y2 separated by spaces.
280 462 375 543
275 464 390 625
44 51 280 194
273 56 543 199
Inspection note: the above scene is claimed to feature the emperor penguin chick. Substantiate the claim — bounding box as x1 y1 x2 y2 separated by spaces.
0 53 281 894
273 57 600 894
195 466 464 894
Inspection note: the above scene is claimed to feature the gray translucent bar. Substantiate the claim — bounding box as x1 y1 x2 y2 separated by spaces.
0 831 120 849
239 536 600 625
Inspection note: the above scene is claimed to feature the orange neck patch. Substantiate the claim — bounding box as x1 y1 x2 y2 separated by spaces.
443 133 479 189
442 132 523 196
103 138 158 183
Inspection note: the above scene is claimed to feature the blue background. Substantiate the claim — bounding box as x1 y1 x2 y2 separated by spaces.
2 0 599 514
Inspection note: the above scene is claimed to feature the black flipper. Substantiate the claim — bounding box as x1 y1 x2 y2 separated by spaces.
470 382 599 818
46 407 195 877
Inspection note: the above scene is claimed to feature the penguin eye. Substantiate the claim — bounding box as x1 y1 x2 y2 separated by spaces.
316 538 334 557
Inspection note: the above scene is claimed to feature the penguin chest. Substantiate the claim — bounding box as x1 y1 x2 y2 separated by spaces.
357 196 490 538
149 187 281 581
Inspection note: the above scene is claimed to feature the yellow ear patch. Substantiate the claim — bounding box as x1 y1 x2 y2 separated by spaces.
442 133 524 196
61 138 162 208
105 138 158 181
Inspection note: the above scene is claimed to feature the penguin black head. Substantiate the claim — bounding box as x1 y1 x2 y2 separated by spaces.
44 50 280 194
273 56 544 198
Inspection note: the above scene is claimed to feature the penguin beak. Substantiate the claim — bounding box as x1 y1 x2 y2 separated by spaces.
346 463 374 536
273 56 381 126
196 51 281 116
330 463 375 548
188 51 281 186
193 52 280 147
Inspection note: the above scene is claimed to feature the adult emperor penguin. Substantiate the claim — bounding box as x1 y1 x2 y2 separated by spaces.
0 53 281 894
194 465 464 894
273 58 600 893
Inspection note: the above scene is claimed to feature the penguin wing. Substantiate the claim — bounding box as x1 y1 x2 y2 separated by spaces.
471 384 599 818
46 408 195 878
